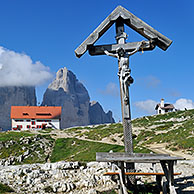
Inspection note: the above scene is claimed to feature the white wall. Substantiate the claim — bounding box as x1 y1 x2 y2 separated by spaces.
157 108 174 115
12 119 60 130
157 107 165 114
50 119 60 129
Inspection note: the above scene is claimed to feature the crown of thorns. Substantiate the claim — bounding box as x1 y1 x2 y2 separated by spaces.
116 47 125 53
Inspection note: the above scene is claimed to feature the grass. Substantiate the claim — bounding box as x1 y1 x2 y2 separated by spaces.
64 110 194 153
1 108 194 164
50 138 125 162
0 183 14 193
0 131 34 141
134 113 194 152
66 123 123 140
0 133 54 164
38 128 54 134
129 109 194 153
132 109 194 128
50 136 151 163
0 123 151 164
0 131 35 160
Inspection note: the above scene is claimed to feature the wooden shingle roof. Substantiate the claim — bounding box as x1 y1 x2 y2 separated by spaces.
155 103 174 110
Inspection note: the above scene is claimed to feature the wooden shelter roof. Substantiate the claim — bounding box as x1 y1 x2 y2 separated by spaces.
75 5 172 58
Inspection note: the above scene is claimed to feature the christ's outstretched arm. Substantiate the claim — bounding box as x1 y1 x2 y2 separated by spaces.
128 41 146 56
104 50 118 58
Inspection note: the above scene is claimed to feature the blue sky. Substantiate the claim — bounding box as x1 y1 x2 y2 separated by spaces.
0 0 193 121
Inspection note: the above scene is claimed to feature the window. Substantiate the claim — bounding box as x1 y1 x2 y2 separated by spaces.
27 125 30 129
42 124 46 129
44 120 51 122
23 113 29 116
31 121 35 125
17 125 22 129
36 113 51 116
36 125 41 128
15 120 23 122
26 120 31 122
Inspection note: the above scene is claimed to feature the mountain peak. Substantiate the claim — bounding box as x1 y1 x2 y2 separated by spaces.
42 67 115 128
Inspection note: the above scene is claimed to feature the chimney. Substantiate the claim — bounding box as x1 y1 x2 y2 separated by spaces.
160 98 164 107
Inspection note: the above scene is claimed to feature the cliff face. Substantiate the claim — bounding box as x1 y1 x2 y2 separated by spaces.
89 101 115 125
0 86 37 129
41 67 90 128
42 67 115 129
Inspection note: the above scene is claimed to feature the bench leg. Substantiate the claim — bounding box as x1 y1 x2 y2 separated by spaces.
115 162 128 194
156 175 162 191
161 161 177 194
168 161 177 194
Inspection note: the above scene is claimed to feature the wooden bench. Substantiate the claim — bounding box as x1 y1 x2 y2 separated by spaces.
97 153 184 194
104 171 181 192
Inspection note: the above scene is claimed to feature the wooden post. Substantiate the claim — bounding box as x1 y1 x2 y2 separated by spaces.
116 18 135 187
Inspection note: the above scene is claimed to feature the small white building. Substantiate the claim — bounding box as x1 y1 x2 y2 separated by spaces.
155 99 175 114
11 106 61 130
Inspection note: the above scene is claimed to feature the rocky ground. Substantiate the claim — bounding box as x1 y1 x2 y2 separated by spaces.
0 160 194 193
0 161 116 194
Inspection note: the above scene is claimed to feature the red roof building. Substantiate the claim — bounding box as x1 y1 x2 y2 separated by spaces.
11 106 61 130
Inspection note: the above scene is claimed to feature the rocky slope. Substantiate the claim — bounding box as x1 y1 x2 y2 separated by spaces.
0 134 54 166
42 67 114 128
89 101 115 125
1 110 194 193
0 86 36 130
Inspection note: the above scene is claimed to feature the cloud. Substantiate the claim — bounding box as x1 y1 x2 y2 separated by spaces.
100 82 119 97
134 98 194 115
134 99 157 114
0 46 53 86
144 76 161 88
169 89 181 97
137 75 161 88
174 98 194 110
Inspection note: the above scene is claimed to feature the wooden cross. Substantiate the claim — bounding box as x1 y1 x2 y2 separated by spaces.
75 5 172 192
75 6 171 153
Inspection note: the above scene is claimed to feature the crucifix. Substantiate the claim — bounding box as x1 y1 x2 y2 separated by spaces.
75 5 174 193
89 18 151 187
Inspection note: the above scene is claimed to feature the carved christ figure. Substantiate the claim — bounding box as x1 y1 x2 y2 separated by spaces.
104 41 145 105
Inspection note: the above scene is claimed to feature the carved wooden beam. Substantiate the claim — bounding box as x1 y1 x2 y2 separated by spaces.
88 40 155 56
75 5 172 58
96 152 184 163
